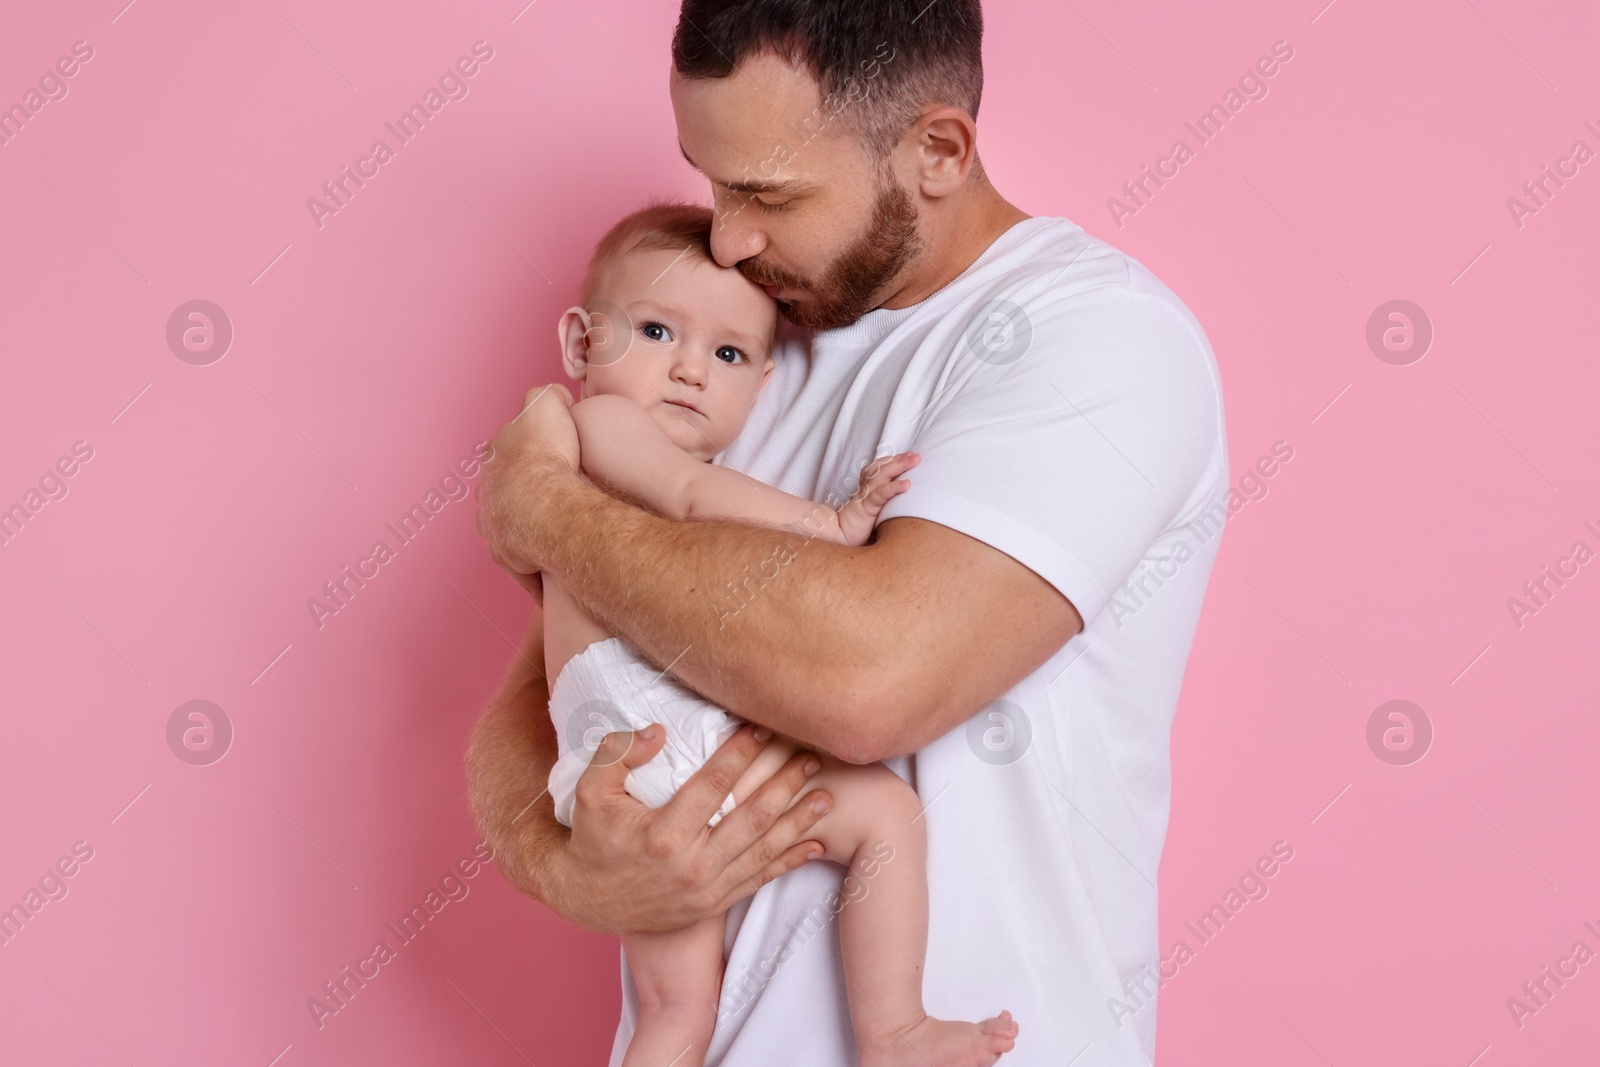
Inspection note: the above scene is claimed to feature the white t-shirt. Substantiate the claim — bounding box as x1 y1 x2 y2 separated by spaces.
606 215 1229 1066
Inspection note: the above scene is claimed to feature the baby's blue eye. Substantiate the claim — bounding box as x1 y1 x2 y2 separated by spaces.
715 346 745 365
641 322 670 342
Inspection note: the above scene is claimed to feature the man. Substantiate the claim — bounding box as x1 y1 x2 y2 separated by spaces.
470 2 1228 1063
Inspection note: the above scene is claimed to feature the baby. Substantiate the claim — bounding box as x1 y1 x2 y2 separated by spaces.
541 202 1019 1067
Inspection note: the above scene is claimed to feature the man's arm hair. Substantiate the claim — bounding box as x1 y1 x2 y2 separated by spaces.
464 609 573 909
502 457 1080 764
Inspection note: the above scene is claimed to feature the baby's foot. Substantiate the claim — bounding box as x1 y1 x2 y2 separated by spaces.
859 1010 1018 1067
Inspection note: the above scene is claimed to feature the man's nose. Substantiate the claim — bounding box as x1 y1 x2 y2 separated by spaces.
709 196 767 268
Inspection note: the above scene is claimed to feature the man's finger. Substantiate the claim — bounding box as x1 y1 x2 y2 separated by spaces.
706 778 831 908
513 384 551 423
712 839 827 915
574 726 666 803
670 724 770 830
517 383 573 419
600 725 666 770
710 746 830 860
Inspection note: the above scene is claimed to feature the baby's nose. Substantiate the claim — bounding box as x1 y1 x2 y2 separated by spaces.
671 353 707 385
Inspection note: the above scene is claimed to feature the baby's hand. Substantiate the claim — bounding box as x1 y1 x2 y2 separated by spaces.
835 451 919 546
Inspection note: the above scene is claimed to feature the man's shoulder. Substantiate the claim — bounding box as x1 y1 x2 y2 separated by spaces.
944 219 1217 393
940 219 1226 476
978 217 1202 331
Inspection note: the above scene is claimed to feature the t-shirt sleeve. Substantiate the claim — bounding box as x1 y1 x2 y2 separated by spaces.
874 284 1225 624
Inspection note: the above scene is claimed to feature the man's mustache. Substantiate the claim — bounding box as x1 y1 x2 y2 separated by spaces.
738 259 808 293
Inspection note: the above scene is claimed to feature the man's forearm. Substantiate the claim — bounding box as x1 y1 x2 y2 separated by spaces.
465 626 576 912
512 457 896 761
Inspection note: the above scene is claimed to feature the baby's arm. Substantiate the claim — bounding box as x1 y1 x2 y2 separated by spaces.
572 394 917 547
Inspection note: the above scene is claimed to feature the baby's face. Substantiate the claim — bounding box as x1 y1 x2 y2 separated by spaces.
576 249 778 461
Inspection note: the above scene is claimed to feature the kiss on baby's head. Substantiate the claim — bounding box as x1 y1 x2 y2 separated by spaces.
558 202 780 462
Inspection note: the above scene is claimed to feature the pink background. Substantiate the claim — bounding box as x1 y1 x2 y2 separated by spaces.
2 0 1597 1064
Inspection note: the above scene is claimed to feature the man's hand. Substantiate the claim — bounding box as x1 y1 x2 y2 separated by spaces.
476 384 582 584
464 582 831 935
558 723 833 935
500 383 582 471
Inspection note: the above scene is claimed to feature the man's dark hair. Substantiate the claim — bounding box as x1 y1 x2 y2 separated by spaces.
672 0 984 161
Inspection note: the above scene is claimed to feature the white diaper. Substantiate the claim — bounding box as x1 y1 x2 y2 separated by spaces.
548 637 744 829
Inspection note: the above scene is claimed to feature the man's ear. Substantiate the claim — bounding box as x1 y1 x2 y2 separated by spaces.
910 106 979 198
558 306 591 382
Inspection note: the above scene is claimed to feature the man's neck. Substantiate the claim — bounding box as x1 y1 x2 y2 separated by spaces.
878 183 1031 311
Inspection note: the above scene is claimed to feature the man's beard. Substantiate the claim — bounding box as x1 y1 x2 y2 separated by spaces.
737 177 922 331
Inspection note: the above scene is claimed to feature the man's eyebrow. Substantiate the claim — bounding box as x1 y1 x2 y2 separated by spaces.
677 140 806 196
719 176 806 196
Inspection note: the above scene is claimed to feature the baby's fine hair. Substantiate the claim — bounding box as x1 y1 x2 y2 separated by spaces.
581 200 716 305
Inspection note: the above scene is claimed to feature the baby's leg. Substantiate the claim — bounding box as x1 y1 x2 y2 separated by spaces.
619 913 726 1067
798 758 1019 1067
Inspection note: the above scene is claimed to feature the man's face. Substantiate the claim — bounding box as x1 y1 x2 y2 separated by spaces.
670 52 923 331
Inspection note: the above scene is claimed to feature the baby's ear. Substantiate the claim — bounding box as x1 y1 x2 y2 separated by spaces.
558 306 591 381
754 356 776 396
